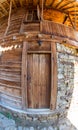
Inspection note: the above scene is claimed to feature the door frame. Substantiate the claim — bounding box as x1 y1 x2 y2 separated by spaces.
21 41 57 110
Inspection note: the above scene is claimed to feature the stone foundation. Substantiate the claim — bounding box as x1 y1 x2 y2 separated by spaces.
0 112 77 130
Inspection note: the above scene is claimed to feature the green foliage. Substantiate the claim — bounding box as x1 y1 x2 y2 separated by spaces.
0 111 13 119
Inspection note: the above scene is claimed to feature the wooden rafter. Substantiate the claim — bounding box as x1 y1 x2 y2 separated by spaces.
6 0 10 6
19 0 23 7
25 0 28 6
68 14 75 29
45 0 53 7
0 2 8 14
61 2 76 10
69 10 78 13
45 6 69 15
0 11 4 17
54 0 65 8
51 0 56 7
33 0 39 6
59 0 75 9
12 0 17 8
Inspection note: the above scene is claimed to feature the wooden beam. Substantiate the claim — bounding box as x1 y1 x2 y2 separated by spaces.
45 0 53 7
19 0 23 7
63 5 76 11
54 0 65 8
63 15 68 24
51 0 56 6
56 0 74 9
68 14 75 29
33 0 38 6
41 0 44 20
21 42 28 109
0 11 4 17
12 0 17 8
37 4 41 20
45 6 69 15
59 0 75 9
0 3 8 14
4 0 12 36
6 0 10 7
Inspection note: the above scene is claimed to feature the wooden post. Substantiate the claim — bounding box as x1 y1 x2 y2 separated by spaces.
21 42 28 109
50 42 57 110
4 0 12 36
41 0 44 21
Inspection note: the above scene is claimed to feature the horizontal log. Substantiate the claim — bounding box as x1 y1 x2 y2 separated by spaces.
0 93 22 103
0 71 20 78
7 30 19 35
11 17 24 21
0 68 21 72
0 86 21 96
0 76 21 82
8 25 21 31
0 61 22 64
0 79 21 88
0 97 22 109
0 91 22 99
27 51 51 53
0 83 21 89
0 70 20 76
0 64 21 68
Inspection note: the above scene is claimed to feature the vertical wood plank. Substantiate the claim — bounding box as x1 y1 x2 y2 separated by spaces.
27 54 33 108
50 43 57 110
21 42 27 109
39 54 51 108
45 54 51 108
40 54 46 108
33 54 39 108
39 55 41 108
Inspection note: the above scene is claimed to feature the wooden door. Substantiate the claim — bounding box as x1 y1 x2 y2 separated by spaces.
21 41 57 110
27 53 51 108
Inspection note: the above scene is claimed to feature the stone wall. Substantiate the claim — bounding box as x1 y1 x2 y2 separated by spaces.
56 43 76 110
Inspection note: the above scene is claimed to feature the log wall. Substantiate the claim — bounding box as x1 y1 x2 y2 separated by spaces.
0 8 78 110
0 41 22 109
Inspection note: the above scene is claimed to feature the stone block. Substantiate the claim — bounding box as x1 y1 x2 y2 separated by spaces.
30 127 34 130
41 128 47 130
48 126 54 130
0 116 15 128
17 126 22 130
5 126 17 130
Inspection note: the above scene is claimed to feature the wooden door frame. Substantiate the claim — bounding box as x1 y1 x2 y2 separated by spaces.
50 42 57 110
21 42 28 109
21 41 57 110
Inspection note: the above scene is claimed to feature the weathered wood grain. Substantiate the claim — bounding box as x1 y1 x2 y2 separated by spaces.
21 41 27 109
50 42 57 110
27 42 51 108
